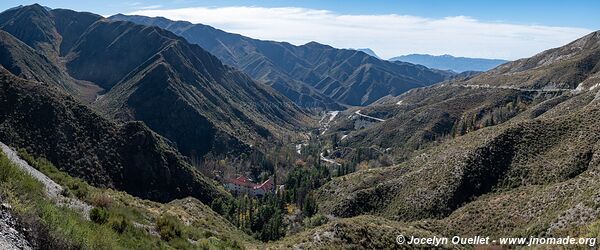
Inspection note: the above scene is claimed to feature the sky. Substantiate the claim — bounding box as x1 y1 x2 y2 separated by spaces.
2 1 599 60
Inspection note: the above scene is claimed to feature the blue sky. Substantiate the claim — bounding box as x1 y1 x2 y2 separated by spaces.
1 1 598 59
3 0 598 29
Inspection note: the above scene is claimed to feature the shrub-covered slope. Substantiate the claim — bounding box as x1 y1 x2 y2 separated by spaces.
313 31 600 239
0 66 227 204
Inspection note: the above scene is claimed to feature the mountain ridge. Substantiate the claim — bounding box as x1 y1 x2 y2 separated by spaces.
0 5 310 162
0 64 228 204
110 14 454 107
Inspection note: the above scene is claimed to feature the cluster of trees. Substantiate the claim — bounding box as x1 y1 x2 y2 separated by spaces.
211 193 285 242
211 159 333 242
451 99 523 137
283 163 330 217
196 150 276 181
334 163 356 177
205 135 380 242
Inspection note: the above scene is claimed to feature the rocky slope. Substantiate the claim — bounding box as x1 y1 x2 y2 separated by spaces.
0 204 32 250
1 142 92 216
110 14 454 108
0 145 253 249
462 31 600 89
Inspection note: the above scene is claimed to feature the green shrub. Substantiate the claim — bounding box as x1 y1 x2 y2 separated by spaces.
17 150 91 200
90 207 109 224
108 214 131 234
203 230 215 238
68 179 90 199
303 213 329 228
157 215 183 241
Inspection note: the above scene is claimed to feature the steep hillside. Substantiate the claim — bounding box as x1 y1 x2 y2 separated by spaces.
0 5 112 102
0 17 101 102
390 54 508 72
110 15 454 108
0 5 310 161
464 31 600 89
326 85 547 161
317 93 600 238
313 31 600 239
0 66 227 204
76 19 308 157
0 4 60 57
0 30 67 90
0 149 251 249
324 31 600 163
270 215 447 249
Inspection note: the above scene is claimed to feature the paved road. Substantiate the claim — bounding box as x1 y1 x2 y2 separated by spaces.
354 110 386 122
320 152 341 166
319 111 341 135
457 84 572 93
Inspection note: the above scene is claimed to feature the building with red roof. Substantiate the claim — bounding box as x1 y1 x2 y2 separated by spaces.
224 176 275 196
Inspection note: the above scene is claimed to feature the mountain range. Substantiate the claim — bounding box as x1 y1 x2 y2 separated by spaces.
110 14 454 108
0 4 310 163
390 54 508 72
1 3 600 249
0 62 227 204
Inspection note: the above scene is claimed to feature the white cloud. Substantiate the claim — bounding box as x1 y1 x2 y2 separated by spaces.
138 5 163 10
128 6 592 60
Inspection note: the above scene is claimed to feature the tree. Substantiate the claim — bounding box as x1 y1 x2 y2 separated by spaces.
303 194 317 217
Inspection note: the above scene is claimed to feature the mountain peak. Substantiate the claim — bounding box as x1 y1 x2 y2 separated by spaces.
303 41 331 48
16 3 51 12
0 3 59 54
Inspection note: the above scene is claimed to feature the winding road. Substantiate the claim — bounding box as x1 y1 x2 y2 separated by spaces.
456 84 572 93
320 152 341 166
354 110 386 122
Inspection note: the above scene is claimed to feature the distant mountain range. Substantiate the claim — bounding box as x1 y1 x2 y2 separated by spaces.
355 48 380 59
390 54 508 72
111 15 454 107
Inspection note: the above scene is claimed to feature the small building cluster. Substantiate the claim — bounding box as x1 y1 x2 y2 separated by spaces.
224 176 275 197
